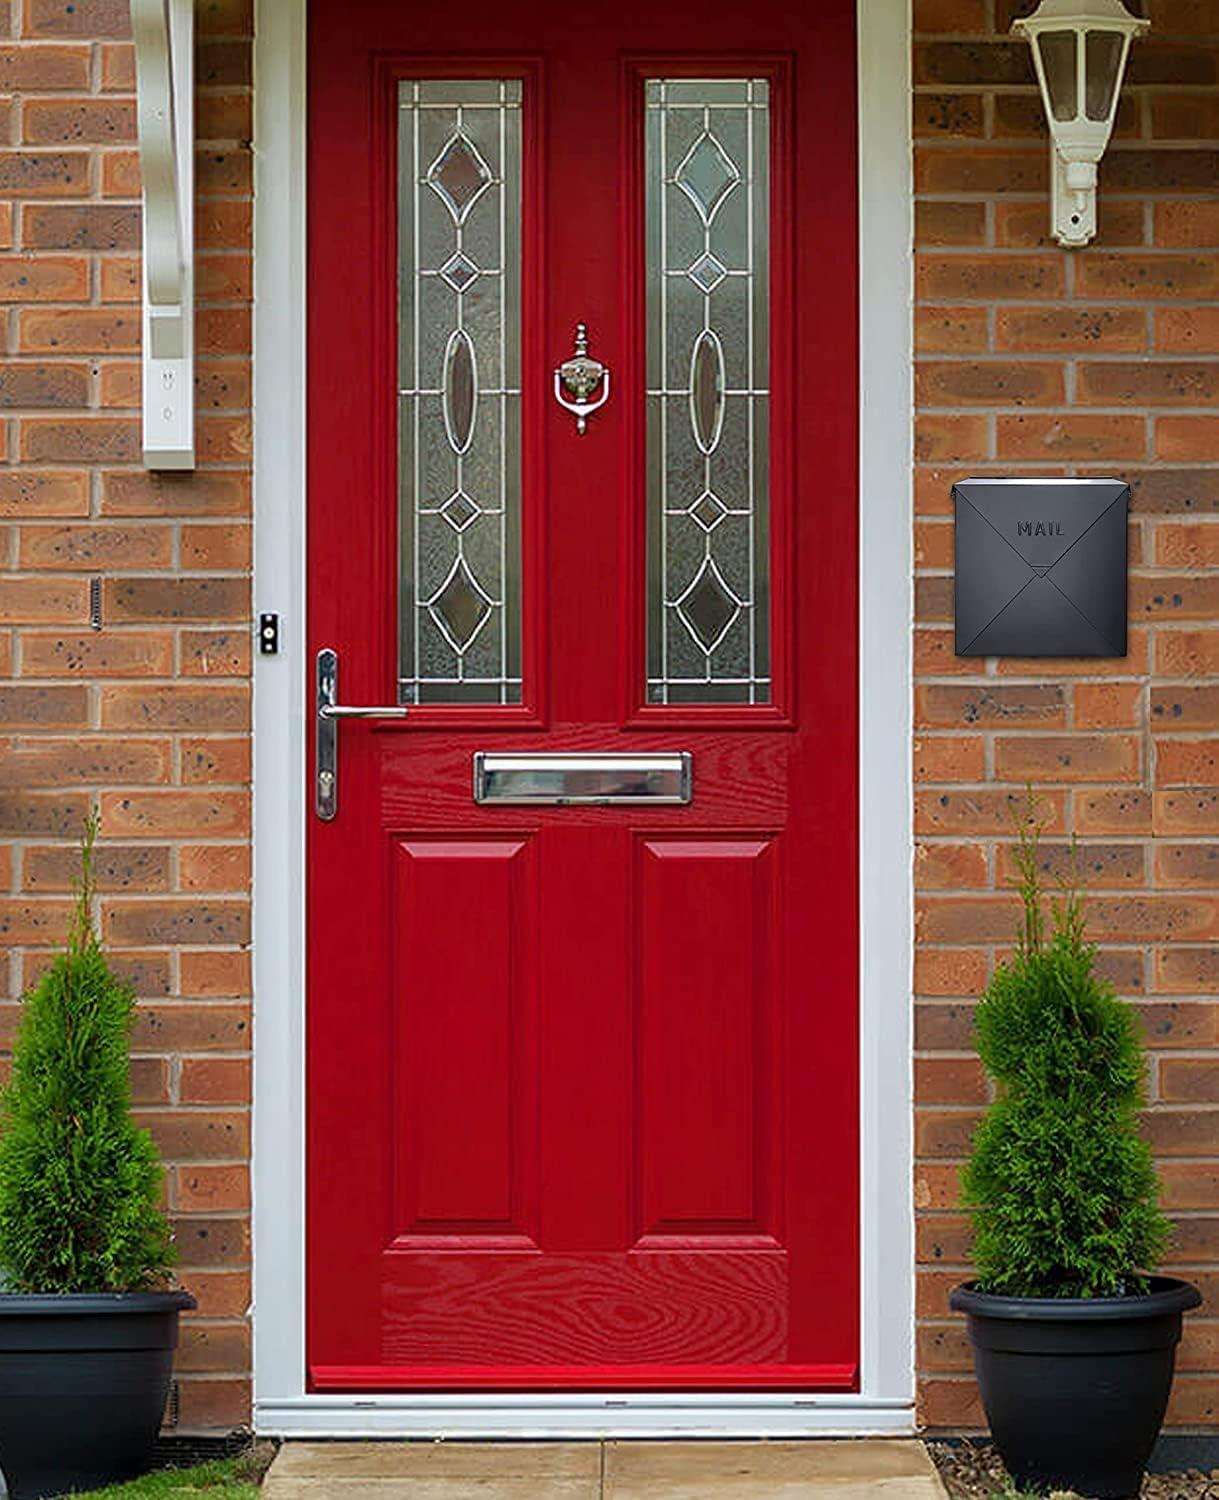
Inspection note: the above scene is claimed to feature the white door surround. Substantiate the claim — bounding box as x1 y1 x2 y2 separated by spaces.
250 0 914 1437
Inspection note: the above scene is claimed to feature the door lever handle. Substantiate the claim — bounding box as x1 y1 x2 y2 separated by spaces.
319 703 409 720
315 647 407 820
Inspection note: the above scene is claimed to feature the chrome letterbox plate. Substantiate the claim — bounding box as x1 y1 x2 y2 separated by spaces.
474 752 692 806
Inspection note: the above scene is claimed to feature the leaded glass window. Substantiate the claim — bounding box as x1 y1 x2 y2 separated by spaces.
645 78 771 706
398 80 522 705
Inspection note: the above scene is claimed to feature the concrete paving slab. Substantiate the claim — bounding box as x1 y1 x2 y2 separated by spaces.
268 1442 600 1480
604 1441 947 1499
263 1442 602 1499
264 1481 601 1500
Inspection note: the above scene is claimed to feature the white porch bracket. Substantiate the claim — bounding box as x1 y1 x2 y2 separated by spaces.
132 0 195 469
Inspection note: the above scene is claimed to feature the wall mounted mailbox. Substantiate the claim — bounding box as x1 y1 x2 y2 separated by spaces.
954 477 1129 657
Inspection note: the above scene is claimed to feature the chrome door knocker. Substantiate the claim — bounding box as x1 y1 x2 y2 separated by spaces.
554 323 610 434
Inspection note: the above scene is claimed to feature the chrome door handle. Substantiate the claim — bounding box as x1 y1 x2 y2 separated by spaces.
554 323 610 434
315 647 407 820
319 703 410 720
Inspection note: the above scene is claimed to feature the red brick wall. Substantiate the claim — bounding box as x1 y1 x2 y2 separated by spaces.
0 0 252 1432
915 0 1219 1430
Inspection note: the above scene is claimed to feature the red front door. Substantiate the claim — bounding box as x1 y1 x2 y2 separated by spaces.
306 0 859 1391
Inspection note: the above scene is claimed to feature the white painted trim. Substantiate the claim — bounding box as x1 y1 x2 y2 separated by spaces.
857 0 916 1414
251 0 308 1412
250 0 914 1437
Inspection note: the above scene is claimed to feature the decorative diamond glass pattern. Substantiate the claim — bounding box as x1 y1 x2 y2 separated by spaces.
687 251 727 294
645 78 771 704
441 490 480 531
398 80 523 704
427 132 493 223
677 557 743 652
428 557 493 652
675 131 740 224
688 489 728 532
439 251 480 292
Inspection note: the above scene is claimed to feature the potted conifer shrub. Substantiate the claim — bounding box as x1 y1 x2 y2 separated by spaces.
0 816 194 1499
951 803 1200 1500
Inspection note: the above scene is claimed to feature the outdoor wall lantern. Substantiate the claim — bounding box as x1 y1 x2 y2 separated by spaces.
1012 0 1148 248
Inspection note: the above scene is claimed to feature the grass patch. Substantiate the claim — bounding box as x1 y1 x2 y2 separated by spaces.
67 1453 266 1500
990 1490 1072 1499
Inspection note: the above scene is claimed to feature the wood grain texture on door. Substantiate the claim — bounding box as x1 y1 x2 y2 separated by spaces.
306 0 859 1390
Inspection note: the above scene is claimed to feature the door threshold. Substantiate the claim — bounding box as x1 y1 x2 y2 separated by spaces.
254 1394 916 1439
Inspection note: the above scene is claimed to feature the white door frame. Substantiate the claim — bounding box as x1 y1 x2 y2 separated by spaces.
250 0 914 1436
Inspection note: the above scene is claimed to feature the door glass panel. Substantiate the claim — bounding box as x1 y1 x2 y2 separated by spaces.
646 78 770 706
398 79 523 705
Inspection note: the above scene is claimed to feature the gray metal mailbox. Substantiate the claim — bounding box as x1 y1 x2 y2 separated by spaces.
954 477 1128 658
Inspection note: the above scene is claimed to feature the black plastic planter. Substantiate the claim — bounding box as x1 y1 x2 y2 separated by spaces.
0 1290 195 1500
951 1277 1201 1500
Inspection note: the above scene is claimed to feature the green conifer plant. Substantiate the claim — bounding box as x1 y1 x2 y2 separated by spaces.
961 797 1169 1299
0 814 173 1293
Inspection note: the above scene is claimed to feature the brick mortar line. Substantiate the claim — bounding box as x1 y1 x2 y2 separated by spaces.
918 352 1219 359
914 831 1219 838
915 237 1219 245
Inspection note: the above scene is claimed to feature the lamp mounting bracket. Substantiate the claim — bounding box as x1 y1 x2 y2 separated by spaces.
132 0 195 470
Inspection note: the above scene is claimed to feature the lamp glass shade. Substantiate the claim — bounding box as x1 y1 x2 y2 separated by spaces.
1085 29 1126 119
1037 29 1078 119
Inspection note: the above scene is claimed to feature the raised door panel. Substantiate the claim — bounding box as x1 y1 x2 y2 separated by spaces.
635 837 778 1240
379 1248 790 1371
391 837 537 1241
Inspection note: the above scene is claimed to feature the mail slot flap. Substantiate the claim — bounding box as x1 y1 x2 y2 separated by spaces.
474 752 692 805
